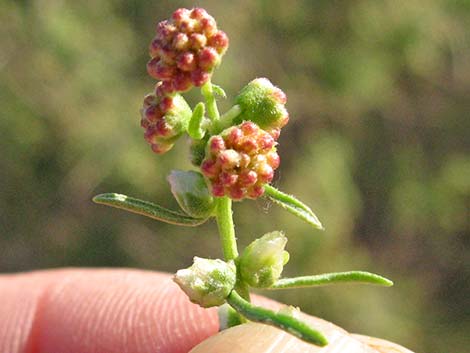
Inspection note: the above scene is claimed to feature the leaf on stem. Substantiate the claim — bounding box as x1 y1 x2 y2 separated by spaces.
263 185 324 230
268 271 394 290
188 102 206 140
212 84 227 99
227 290 328 346
92 193 207 226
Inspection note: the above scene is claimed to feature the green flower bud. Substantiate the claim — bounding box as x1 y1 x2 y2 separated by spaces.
239 231 289 288
168 170 215 219
234 78 289 133
174 257 236 308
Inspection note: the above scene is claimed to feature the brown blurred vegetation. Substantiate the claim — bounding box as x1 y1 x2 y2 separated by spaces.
0 1 469 351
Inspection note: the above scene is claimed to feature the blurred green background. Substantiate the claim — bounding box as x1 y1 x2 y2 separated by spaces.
1 0 469 351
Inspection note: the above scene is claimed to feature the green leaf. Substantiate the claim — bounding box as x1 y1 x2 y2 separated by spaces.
188 102 206 140
268 271 394 290
263 185 324 230
92 193 207 226
212 84 227 99
227 290 328 346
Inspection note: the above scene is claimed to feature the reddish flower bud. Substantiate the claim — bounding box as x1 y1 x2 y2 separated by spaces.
201 159 219 178
191 8 209 20
220 172 238 186
156 20 176 41
176 52 197 72
155 81 175 97
191 69 211 87
173 32 190 51
147 58 175 80
189 33 207 50
209 135 226 154
201 17 217 37
172 8 191 25
266 151 280 169
159 96 174 113
208 31 229 54
151 142 173 154
239 170 258 186
198 47 219 71
173 72 193 92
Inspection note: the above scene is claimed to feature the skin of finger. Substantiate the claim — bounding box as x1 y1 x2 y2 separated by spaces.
190 315 381 353
352 335 415 353
0 269 221 353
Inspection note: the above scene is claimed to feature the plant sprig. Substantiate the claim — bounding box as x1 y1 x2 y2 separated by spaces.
93 7 394 347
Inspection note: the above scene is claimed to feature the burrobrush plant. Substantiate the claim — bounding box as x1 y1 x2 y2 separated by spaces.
93 7 393 347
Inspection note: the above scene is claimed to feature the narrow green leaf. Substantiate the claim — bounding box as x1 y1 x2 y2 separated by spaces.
188 102 206 140
227 291 328 346
212 84 227 99
92 193 207 226
268 271 394 290
263 185 324 230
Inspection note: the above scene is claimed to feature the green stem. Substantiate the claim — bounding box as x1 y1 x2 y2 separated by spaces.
227 291 328 346
268 271 394 290
215 197 238 261
201 81 220 122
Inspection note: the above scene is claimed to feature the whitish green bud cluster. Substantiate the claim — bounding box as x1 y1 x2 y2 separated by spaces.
239 231 289 288
174 257 236 308
234 78 289 138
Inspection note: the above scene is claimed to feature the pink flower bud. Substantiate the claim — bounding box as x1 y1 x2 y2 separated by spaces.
191 8 209 20
209 136 226 154
173 32 190 51
198 47 219 71
220 172 239 186
201 159 219 178
156 21 176 41
176 52 197 72
248 185 265 199
151 142 173 154
208 31 229 54
191 69 211 87
201 17 217 37
155 81 175 97
189 33 207 50
172 8 191 25
147 58 176 80
173 72 193 92
218 150 241 169
159 96 173 113
239 170 258 186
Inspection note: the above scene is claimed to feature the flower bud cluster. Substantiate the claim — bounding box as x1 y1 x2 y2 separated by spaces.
140 93 192 154
235 78 289 139
239 231 289 288
201 121 280 200
174 257 236 308
147 8 229 95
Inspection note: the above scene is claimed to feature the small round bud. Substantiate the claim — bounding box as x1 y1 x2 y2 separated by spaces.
239 231 289 288
174 257 236 308
176 52 197 72
168 170 215 219
208 30 229 54
235 78 289 134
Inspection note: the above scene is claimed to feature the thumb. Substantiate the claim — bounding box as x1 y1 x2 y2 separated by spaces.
190 313 413 353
